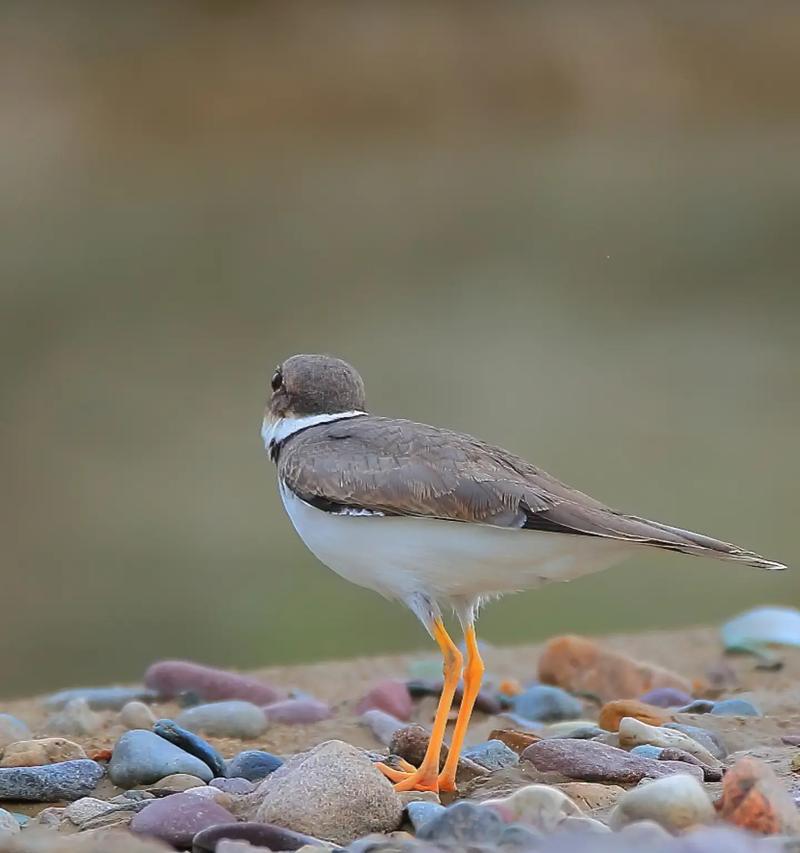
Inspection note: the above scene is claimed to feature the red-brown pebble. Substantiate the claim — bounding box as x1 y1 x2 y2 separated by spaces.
144 660 285 704
598 699 671 731
356 680 413 721
717 756 800 835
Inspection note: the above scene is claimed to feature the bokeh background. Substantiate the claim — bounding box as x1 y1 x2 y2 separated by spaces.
2 2 798 698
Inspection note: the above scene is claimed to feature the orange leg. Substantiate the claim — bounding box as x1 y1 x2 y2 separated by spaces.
376 617 462 792
438 624 484 792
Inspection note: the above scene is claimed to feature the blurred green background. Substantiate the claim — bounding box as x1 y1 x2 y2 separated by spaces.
2 2 798 698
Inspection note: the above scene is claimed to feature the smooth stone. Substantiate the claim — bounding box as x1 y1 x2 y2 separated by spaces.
489 728 541 754
0 738 87 767
154 718 227 777
177 701 267 739
658 748 723 782
721 606 800 650
557 815 611 834
609 774 715 832
461 739 519 771
618 717 721 767
598 699 670 731
639 687 694 708
407 658 443 682
150 773 207 792
192 821 328 852
210 776 255 795
676 699 716 714
717 756 800 834
618 819 673 842
416 800 504 843
557 782 625 811
120 701 157 729
0 759 104 801
65 797 117 826
356 680 413 721
184 785 233 808
498 823 545 850
42 686 157 711
34 806 65 827
711 698 762 717
390 726 445 769
145 659 284 704
544 721 605 739
225 750 283 782
109 730 214 787
250 739 403 845
522 739 703 783
131 791 235 848
484 784 583 831
406 800 446 831
0 715 31 750
0 808 20 836
45 698 103 736
361 709 405 745
630 744 664 760
262 698 332 724
537 635 693 702
512 685 583 723
664 722 728 759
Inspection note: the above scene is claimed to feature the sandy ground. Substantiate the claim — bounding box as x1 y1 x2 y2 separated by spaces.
4 626 800 820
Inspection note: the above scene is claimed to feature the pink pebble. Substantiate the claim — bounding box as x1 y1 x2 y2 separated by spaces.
356 679 413 721
144 660 285 705
262 698 332 724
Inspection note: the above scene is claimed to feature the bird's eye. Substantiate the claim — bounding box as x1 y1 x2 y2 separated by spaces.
271 369 283 392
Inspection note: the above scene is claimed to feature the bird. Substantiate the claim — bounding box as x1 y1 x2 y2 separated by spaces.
261 353 785 793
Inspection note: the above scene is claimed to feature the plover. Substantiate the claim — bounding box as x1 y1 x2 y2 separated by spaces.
262 353 785 792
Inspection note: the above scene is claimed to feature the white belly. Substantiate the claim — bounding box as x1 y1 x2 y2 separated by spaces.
279 484 629 604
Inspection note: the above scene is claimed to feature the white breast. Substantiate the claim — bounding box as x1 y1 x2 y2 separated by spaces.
279 482 630 605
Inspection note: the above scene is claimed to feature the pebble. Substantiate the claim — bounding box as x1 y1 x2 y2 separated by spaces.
108 730 213 787
664 722 727 759
249 739 403 845
390 725 447 769
522 738 703 783
484 784 583 831
145 659 284 704
192 821 328 852
408 679 502 715
149 772 206 792
45 698 103 736
618 819 673 842
226 749 283 782
211 776 256 795
0 715 31 750
0 759 104 801
537 635 693 702
598 699 670 731
42 686 158 711
176 700 267 739
0 737 87 767
557 815 611 835
639 687 694 708
511 684 583 722
718 756 800 835
618 717 721 766
461 739 519 771
711 698 762 717
658 748 723 782
130 791 235 847
721 606 800 650
262 698 332 724
406 800 446 831
0 808 20 836
64 797 117 826
543 721 605 739
416 800 504 844
356 680 413 721
609 774 715 832
488 728 541 754
557 782 625 811
361 709 405 745
153 718 227 777
119 701 157 729
498 822 545 850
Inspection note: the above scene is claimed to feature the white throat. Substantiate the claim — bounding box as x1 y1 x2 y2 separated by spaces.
261 410 367 452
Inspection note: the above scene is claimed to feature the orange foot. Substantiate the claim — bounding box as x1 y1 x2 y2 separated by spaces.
376 760 457 793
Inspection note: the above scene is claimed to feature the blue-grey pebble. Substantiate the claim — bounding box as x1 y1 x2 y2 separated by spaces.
0 760 104 801
416 800 504 843
0 714 31 748
711 698 761 717
462 739 519 771
676 699 716 714
176 700 267 739
512 685 582 723
663 723 727 759
225 750 284 782
108 730 213 787
405 800 445 831
153 719 226 777
630 744 664 760
42 686 158 711
499 822 545 850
